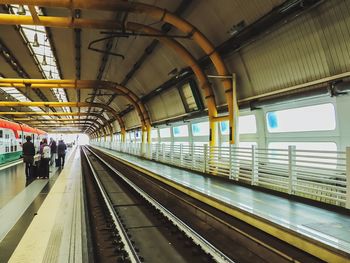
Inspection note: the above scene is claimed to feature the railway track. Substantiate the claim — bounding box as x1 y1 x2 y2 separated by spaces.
81 146 322 263
81 146 231 263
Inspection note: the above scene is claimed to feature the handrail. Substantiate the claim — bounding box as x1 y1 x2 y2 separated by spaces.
92 141 349 209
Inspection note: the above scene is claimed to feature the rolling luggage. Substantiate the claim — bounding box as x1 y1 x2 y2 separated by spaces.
30 164 38 178
55 158 61 167
40 159 50 178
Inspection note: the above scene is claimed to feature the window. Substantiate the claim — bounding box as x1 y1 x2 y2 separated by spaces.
135 131 141 139
239 115 257 134
192 122 209 136
5 146 9 153
221 115 257 135
173 125 189 137
0 130 2 138
220 121 229 135
151 129 158 139
159 127 171 138
266 103 336 133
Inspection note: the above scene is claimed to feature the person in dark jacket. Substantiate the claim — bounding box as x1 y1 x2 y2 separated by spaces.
57 140 67 168
49 138 57 166
22 135 35 179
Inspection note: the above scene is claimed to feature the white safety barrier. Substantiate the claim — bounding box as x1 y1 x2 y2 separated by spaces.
93 141 350 209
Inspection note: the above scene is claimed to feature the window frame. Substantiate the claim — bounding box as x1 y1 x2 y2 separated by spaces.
265 103 336 134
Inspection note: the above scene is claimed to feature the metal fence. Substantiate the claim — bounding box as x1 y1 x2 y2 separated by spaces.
94 141 350 209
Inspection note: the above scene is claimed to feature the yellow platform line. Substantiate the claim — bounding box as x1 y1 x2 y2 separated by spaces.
95 147 350 263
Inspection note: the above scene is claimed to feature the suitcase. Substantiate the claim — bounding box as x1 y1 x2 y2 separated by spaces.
55 158 61 167
40 159 50 178
30 164 39 178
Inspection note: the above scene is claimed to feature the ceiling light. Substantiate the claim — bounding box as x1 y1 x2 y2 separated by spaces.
42 55 47 66
17 5 26 15
33 33 40 47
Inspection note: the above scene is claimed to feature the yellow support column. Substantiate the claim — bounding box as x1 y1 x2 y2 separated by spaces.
121 128 126 143
230 73 239 145
146 124 152 144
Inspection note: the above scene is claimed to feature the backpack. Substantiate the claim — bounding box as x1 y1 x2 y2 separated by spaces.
43 145 51 159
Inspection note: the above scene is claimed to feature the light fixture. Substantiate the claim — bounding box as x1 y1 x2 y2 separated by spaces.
33 33 40 47
17 5 26 15
42 55 47 66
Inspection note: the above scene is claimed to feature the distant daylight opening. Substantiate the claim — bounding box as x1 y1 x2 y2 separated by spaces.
47 133 90 146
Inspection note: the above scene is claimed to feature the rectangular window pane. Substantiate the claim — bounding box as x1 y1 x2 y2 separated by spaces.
220 121 229 135
239 115 257 134
173 125 189 137
135 131 141 139
192 122 209 136
266 103 336 133
159 127 171 138
151 129 158 139
220 115 257 135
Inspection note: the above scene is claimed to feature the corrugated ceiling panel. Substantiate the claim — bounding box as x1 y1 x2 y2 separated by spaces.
147 95 167 121
159 88 186 117
227 0 350 100
146 87 186 123
124 110 140 129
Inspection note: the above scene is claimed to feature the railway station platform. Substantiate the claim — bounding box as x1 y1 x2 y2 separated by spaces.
0 148 86 262
92 145 350 262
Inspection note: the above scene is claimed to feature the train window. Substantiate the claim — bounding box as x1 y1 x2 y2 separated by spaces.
159 127 171 138
220 115 257 135
173 125 189 137
266 103 336 133
0 130 2 138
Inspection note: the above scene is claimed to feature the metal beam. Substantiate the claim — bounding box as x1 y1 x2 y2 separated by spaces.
0 0 233 144
0 101 123 138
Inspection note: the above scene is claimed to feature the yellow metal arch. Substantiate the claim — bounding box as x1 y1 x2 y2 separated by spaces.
0 0 235 144
0 102 125 141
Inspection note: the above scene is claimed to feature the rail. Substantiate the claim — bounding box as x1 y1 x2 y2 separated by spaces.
92 142 350 209
82 147 142 263
85 146 234 263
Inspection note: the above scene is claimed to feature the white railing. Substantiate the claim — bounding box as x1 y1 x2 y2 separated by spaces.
93 141 350 209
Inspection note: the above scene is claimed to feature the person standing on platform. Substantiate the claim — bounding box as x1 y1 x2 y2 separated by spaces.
22 136 35 179
39 138 50 179
49 138 57 166
57 140 67 168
